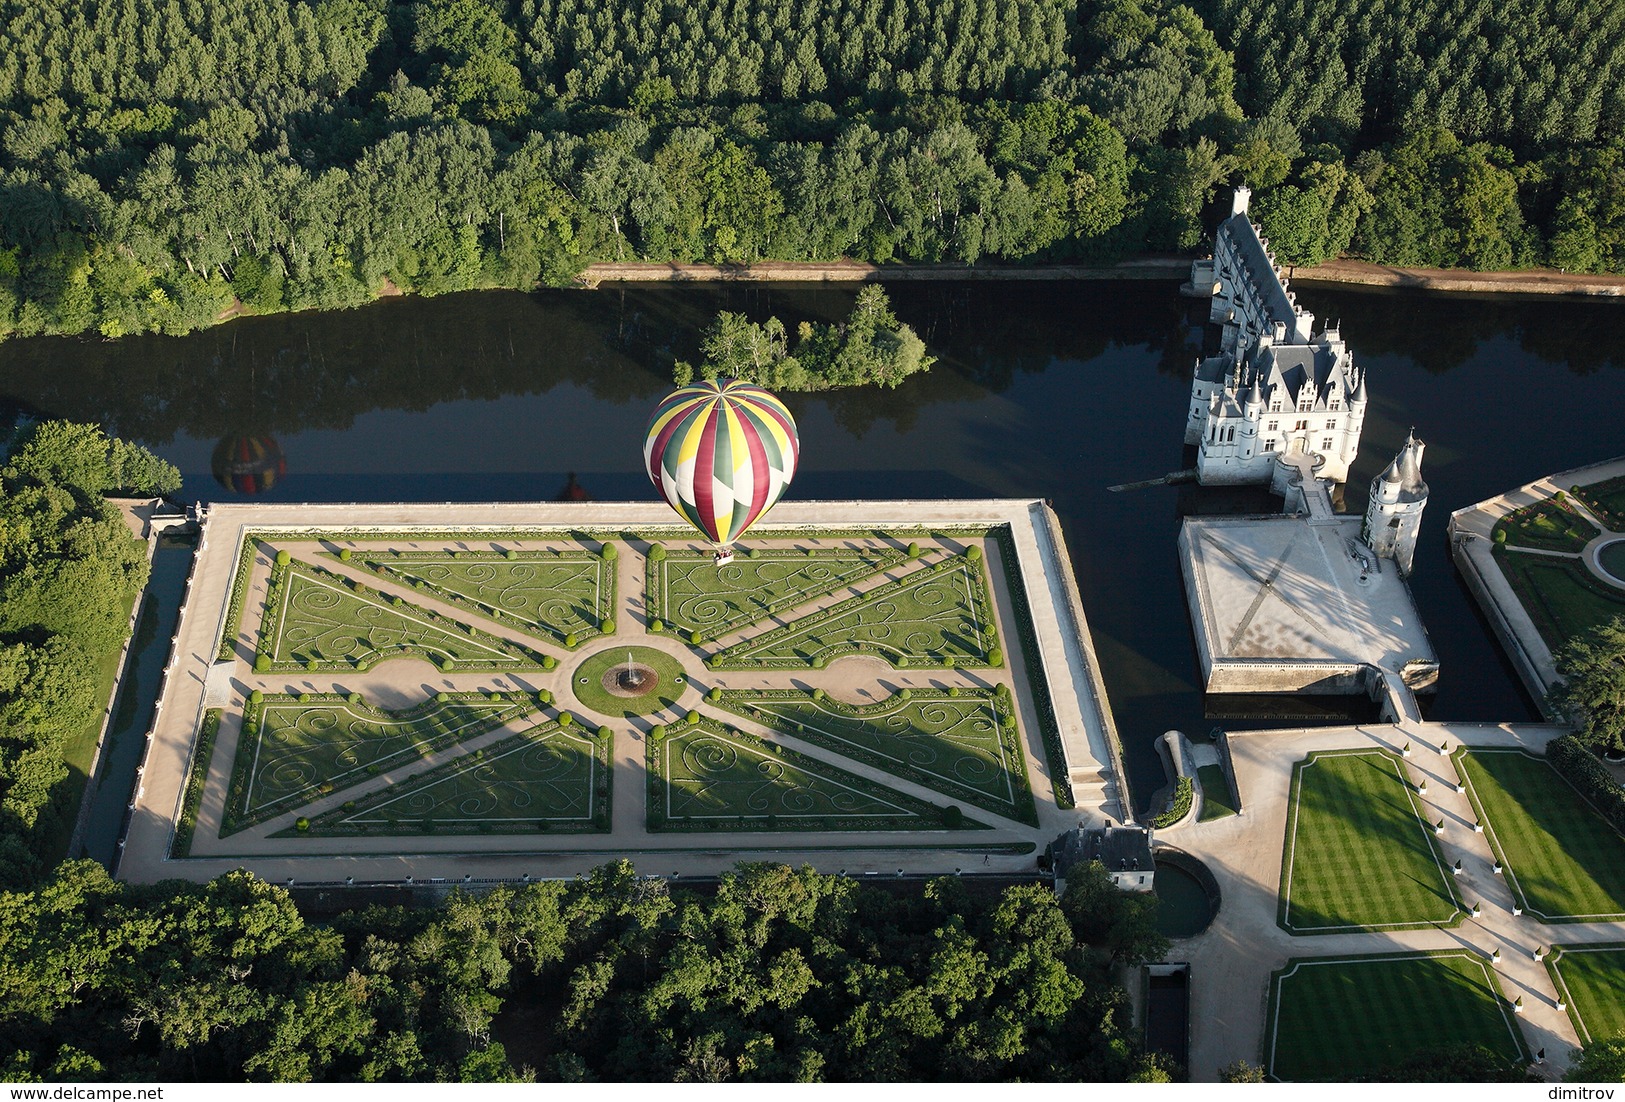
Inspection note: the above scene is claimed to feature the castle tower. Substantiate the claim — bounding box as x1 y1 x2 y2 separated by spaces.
1362 430 1428 575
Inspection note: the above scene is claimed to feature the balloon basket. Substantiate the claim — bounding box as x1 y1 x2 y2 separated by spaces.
714 548 735 565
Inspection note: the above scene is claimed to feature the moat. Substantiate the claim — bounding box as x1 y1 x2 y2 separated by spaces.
4 280 1624 799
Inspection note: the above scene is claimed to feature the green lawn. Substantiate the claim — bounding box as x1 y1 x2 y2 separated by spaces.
649 717 968 832
571 646 691 717
721 687 1034 823
1576 475 1625 530
1493 550 1625 649
259 559 551 671
1266 952 1527 1081
1456 748 1625 921
338 549 613 646
648 546 906 637
1494 499 1600 552
1278 750 1460 933
1197 763 1238 821
710 556 997 669
223 692 533 833
292 722 609 836
1545 944 1625 1044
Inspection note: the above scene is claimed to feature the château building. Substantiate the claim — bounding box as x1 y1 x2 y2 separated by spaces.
1362 430 1429 576
1185 186 1367 486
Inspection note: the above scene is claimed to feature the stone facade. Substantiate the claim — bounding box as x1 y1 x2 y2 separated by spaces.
1186 187 1367 486
1362 431 1429 576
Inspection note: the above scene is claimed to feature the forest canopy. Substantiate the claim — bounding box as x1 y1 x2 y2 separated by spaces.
1 0 1621 341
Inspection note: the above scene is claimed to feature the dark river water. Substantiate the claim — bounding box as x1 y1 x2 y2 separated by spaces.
4 280 1624 802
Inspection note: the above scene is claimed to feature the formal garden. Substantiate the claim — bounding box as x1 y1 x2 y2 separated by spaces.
1277 749 1461 933
1265 951 1528 1080
1543 943 1625 1045
1455 748 1625 922
1490 483 1625 649
181 525 1061 855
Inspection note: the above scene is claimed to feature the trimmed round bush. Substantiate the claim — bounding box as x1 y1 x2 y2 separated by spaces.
907 541 921 558
338 547 352 561
948 686 962 697
558 711 574 726
440 658 455 672
648 544 667 562
649 724 666 741
650 618 665 632
987 647 1003 666
543 655 558 670
305 658 319 672
298 692 311 703
812 688 827 702
248 689 263 704
295 817 310 832
564 633 579 648
941 805 964 828
707 687 722 702
348 692 364 706
275 549 290 566
1493 528 1508 543
254 654 271 673
899 688 913 701
505 549 518 560
943 656 957 668
488 691 504 701
600 618 614 633
689 629 703 645
600 543 617 560
436 691 450 703
964 545 982 560
597 725 612 740
685 709 700 724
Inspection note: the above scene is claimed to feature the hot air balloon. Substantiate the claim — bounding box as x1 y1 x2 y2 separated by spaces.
212 434 287 494
644 378 799 563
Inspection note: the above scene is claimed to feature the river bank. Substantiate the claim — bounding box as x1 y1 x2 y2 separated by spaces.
579 256 1625 297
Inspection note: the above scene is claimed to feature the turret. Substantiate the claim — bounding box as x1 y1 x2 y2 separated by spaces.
1362 429 1429 575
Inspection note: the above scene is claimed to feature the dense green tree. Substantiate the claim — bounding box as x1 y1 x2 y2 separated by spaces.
1552 616 1625 752
1565 1036 1625 1083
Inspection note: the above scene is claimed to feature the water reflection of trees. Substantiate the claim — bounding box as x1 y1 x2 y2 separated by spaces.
0 280 1199 443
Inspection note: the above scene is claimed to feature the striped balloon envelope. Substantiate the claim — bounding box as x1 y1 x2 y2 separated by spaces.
643 378 799 549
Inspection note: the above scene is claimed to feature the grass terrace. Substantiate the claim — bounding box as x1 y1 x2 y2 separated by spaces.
1544 943 1625 1044
1492 550 1625 649
1574 475 1625 530
720 687 1035 824
223 691 533 834
647 544 908 637
648 717 971 832
335 547 614 647
1266 951 1527 1081
1456 748 1625 921
1494 498 1600 553
1278 750 1460 933
290 721 611 836
709 554 999 669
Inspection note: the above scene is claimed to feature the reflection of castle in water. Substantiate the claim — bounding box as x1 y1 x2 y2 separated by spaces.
211 434 287 495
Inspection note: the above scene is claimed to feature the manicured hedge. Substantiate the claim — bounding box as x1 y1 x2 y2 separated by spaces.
1548 735 1625 833
1153 776 1194 828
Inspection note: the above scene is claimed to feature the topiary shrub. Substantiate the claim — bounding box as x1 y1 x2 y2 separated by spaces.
899 688 913 700
543 655 557 669
964 545 982 561
564 633 578 647
707 687 722 702
600 618 614 633
597 725 612 740
649 725 667 741
338 547 352 561
650 618 665 632
648 543 667 562
689 629 703 645
275 549 290 566
987 647 1003 666
1493 528 1508 543
436 691 450 703
941 805 964 828
295 817 310 832
254 653 271 672
907 541 921 558
812 688 827 701
600 543 617 560
558 711 574 726
943 655 956 668
298 692 311 703
506 549 518 560
305 658 319 672
440 658 455 672
686 709 700 724
348 692 363 706
248 689 263 704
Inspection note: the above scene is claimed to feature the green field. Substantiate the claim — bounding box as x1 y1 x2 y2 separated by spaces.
648 546 906 637
710 556 997 669
1493 550 1625 649
1494 499 1600 552
224 693 532 833
1545 944 1625 1044
1457 748 1625 921
721 687 1033 823
259 560 551 671
1278 750 1460 933
1197 763 1238 821
339 549 613 646
292 722 609 836
1266 952 1526 1081
649 718 966 832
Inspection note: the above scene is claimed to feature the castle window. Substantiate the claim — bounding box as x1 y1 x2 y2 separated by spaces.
1267 420 1278 431
1330 399 1341 410
1322 437 1333 450
1264 439 1276 452
1270 401 1281 412
1295 419 1307 431
1325 420 1336 430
